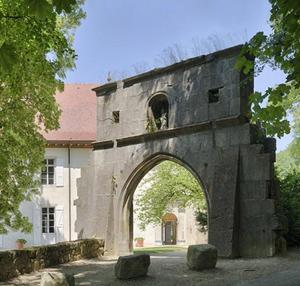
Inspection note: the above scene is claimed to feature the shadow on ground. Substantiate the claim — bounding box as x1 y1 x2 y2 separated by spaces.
2 248 300 286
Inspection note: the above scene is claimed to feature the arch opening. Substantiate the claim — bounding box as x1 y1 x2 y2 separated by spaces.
121 154 209 253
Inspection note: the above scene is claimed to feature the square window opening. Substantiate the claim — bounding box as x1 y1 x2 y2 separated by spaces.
208 87 222 103
112 111 120 123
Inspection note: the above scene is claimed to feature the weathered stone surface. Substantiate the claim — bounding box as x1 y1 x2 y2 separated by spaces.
0 239 104 282
76 45 279 258
114 254 150 279
187 244 217 270
40 272 75 286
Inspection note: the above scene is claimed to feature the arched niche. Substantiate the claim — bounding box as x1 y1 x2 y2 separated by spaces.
147 93 169 131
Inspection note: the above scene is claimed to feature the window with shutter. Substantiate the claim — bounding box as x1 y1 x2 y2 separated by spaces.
41 159 55 185
41 207 55 233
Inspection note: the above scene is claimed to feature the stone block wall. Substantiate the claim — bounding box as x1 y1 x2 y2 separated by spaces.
0 239 104 282
75 45 279 257
238 138 279 257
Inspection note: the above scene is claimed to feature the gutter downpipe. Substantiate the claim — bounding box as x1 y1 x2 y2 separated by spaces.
68 143 72 241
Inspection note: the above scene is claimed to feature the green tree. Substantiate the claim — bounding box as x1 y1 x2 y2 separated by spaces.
0 0 85 233
276 96 300 177
134 161 206 230
277 171 300 246
276 139 300 177
236 0 300 137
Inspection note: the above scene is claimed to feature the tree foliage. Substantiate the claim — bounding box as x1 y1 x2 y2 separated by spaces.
276 80 300 246
276 137 300 177
237 0 300 137
134 161 206 231
277 171 300 246
276 96 300 177
0 0 85 233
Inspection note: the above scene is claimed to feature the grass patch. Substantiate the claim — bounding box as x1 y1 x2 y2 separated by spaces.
133 246 186 254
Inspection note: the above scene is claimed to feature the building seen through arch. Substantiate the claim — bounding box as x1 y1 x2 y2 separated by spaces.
132 162 208 247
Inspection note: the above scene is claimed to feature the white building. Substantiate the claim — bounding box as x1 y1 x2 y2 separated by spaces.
133 169 208 247
133 206 208 247
0 83 207 250
0 84 97 249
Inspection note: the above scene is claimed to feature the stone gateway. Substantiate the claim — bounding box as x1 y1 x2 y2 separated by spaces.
75 45 282 258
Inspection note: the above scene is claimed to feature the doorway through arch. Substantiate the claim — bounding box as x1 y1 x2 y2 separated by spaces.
130 157 208 250
162 213 177 245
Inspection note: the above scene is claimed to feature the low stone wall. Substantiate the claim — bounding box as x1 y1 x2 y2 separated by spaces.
0 239 104 282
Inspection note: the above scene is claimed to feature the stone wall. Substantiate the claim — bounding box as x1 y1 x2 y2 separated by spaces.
75 45 279 257
0 239 104 282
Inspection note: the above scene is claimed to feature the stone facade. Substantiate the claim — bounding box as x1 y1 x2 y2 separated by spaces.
0 239 104 282
75 45 281 258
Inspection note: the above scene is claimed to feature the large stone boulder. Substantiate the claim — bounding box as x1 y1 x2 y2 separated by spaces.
40 272 75 286
114 254 150 279
187 244 217 271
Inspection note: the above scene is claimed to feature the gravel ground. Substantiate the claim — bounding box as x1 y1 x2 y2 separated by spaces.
2 248 300 286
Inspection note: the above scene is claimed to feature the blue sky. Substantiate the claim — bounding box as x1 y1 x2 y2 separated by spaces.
66 0 292 151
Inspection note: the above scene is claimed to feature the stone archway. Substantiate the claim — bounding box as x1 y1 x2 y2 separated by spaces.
75 46 280 258
120 153 210 254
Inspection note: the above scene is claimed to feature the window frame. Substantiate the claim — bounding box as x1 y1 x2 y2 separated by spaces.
41 207 55 234
41 158 56 185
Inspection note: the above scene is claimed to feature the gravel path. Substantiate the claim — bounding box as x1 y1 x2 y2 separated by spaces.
2 248 300 286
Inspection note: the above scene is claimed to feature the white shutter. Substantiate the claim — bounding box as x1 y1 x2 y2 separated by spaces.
55 158 64 187
55 205 64 242
0 235 3 248
33 206 41 245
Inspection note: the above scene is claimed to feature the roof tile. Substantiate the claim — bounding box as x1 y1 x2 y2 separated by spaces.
42 83 97 142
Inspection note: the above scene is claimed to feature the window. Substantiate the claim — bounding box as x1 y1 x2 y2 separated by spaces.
41 159 55 185
208 87 223 103
42 207 55 233
112 111 120 123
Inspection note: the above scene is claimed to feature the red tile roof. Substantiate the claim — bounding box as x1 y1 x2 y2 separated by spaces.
42 84 98 143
